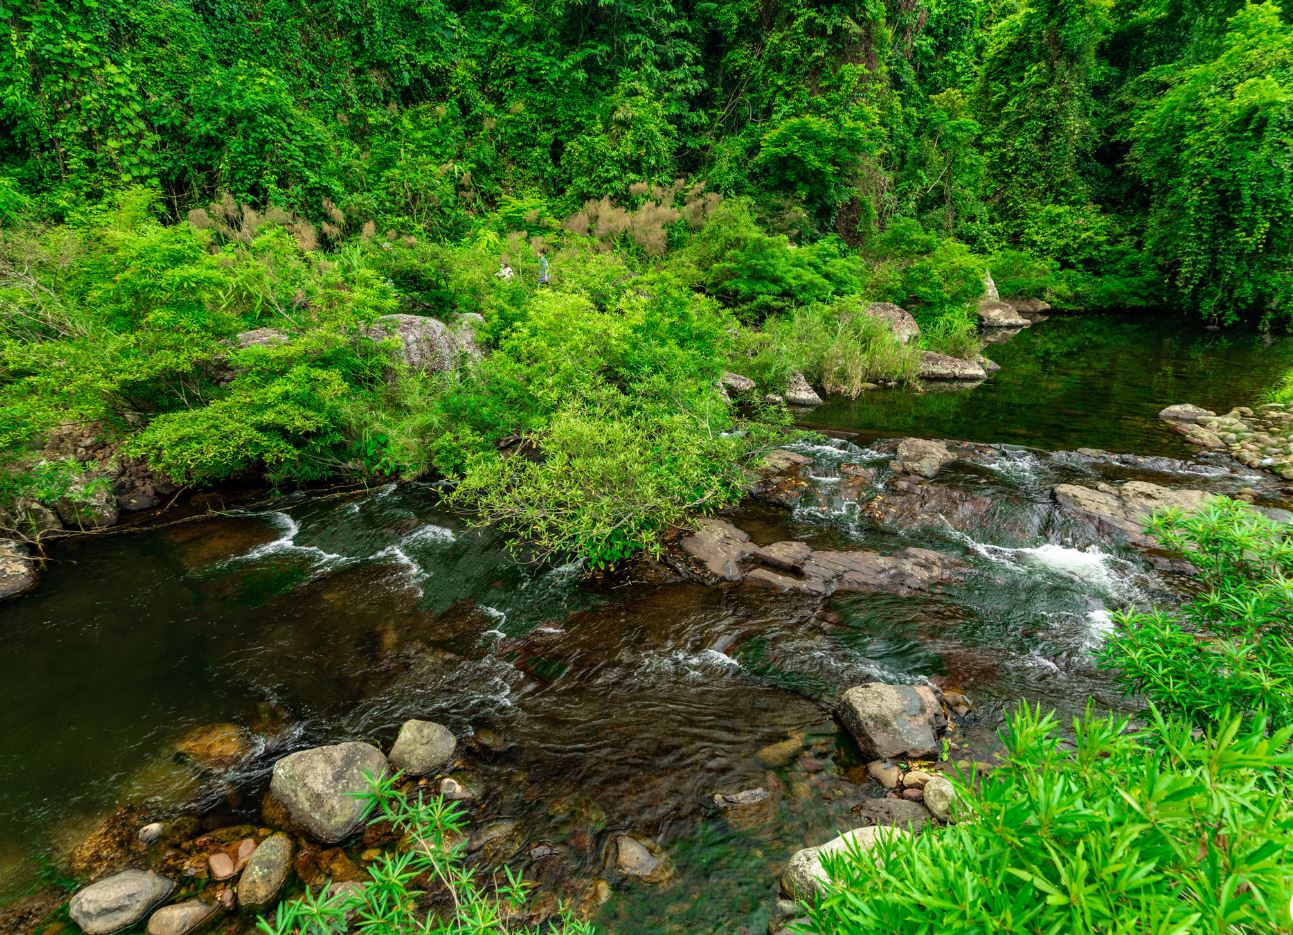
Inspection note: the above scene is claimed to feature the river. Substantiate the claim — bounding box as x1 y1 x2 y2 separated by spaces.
2 312 1291 933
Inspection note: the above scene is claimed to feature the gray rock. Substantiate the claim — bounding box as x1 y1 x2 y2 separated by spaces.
781 826 910 902
269 741 389 843
862 302 919 344
54 482 119 529
978 354 1002 373
978 299 1030 328
924 775 955 822
1008 297 1051 315
852 797 932 830
236 832 293 911
69 869 174 935
0 539 37 601
785 372 823 407
145 898 220 935
388 720 457 777
679 518 753 581
1159 403 1215 424
836 683 940 760
889 438 955 479
613 835 674 884
235 328 288 348
983 270 1000 302
865 760 901 790
720 371 756 394
364 314 458 373
751 540 813 572
918 351 986 382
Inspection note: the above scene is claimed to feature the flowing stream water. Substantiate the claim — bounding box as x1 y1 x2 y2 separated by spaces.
2 312 1292 933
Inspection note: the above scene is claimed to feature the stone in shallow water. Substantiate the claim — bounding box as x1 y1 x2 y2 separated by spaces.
785 371 823 407
781 826 910 902
269 741 389 843
208 851 236 881
917 351 986 382
836 683 940 760
388 720 457 776
755 735 804 768
174 723 254 770
69 869 174 935
612 835 674 884
145 898 220 935
237 833 293 911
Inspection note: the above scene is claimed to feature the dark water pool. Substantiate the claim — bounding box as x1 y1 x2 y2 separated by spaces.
800 313 1293 454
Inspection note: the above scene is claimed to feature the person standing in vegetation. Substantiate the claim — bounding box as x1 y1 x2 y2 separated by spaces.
495 259 514 283
537 250 550 285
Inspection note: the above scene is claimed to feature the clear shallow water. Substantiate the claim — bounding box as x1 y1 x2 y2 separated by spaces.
2 314 1292 933
800 313 1293 454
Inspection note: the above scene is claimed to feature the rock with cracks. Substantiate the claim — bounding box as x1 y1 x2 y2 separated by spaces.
836 683 941 759
69 869 174 935
269 741 389 843
918 351 986 382
781 826 911 902
364 314 459 373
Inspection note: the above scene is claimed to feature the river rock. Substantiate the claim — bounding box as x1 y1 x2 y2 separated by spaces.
145 898 220 935
1159 403 1215 424
720 371 756 394
747 448 813 507
781 826 910 902
978 299 1030 328
1053 481 1212 544
785 372 823 407
918 351 986 382
53 481 119 530
174 723 255 770
866 760 901 789
751 540 813 572
269 741 389 843
388 720 457 776
924 775 956 822
852 797 932 831
69 869 174 935
364 314 458 373
1159 403 1226 448
679 518 753 581
0 539 37 600
862 302 919 344
612 835 674 884
756 736 804 768
889 438 955 479
836 683 940 759
236 832 293 910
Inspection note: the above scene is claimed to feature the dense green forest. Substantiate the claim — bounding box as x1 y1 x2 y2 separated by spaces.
1 0 1291 562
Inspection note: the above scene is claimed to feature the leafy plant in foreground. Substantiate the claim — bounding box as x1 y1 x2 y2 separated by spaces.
258 771 594 935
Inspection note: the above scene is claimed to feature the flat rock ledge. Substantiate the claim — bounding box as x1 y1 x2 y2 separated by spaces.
781 825 911 902
918 351 985 382
1053 480 1212 547
676 518 966 596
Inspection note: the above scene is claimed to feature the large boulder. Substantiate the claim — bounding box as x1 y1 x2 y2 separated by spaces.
364 314 458 373
720 371 756 395
54 481 119 529
836 683 941 760
889 438 955 479
1159 404 1226 449
918 351 986 382
236 833 293 911
69 869 174 935
978 299 1030 328
781 826 911 902
0 539 37 600
785 372 823 407
269 742 389 843
388 720 457 777
862 302 919 344
235 328 288 348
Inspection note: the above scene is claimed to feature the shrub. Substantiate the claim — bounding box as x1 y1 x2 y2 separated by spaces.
917 306 982 361
804 705 1293 934
258 771 595 935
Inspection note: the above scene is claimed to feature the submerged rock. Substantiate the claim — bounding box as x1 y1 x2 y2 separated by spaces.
0 539 37 600
785 371 823 407
612 835 674 884
174 723 255 771
918 351 986 382
69 869 174 935
269 741 389 843
836 683 941 760
889 438 955 479
781 826 910 902
862 302 919 344
388 719 457 776
237 832 293 911
756 735 804 768
145 898 221 935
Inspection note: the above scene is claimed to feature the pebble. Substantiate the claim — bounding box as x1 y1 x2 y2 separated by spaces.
137 822 164 845
209 851 236 880
900 787 924 803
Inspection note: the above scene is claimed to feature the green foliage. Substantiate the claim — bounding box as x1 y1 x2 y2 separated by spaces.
1101 498 1293 727
258 770 594 935
804 704 1293 934
1127 2 1293 325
